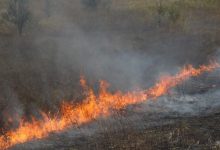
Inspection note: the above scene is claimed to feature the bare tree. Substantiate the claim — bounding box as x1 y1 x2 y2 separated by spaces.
156 0 164 27
3 0 30 36
45 0 51 17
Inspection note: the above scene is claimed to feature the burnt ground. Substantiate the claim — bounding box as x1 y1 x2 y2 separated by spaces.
66 113 220 150
10 110 220 150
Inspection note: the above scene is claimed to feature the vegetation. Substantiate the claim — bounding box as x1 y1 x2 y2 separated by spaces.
70 113 220 150
2 0 30 36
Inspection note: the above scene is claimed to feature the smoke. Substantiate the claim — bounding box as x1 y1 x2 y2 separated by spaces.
0 83 23 130
41 26 209 89
53 28 153 90
32 9 219 115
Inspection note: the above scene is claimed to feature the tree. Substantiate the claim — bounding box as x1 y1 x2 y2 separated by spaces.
155 0 181 27
45 0 51 17
3 0 30 36
156 0 164 27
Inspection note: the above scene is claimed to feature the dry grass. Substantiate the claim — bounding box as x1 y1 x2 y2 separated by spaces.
66 113 220 150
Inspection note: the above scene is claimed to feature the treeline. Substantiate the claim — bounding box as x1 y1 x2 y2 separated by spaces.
0 0 109 36
0 0 219 36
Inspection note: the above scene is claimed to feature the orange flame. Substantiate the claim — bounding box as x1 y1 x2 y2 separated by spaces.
0 62 219 149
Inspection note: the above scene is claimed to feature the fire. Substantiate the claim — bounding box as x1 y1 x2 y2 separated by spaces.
0 62 219 149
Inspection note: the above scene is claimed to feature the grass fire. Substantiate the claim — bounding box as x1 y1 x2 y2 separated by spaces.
0 0 220 150
0 62 219 149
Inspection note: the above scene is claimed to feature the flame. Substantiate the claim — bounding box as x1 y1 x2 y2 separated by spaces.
0 62 219 149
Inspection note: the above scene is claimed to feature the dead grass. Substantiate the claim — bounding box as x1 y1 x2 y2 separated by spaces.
66 113 220 150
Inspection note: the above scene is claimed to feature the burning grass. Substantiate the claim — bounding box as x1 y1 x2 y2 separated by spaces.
0 61 219 150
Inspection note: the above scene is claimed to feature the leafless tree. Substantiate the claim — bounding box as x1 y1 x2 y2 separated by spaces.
156 0 164 27
3 0 30 36
45 0 51 17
